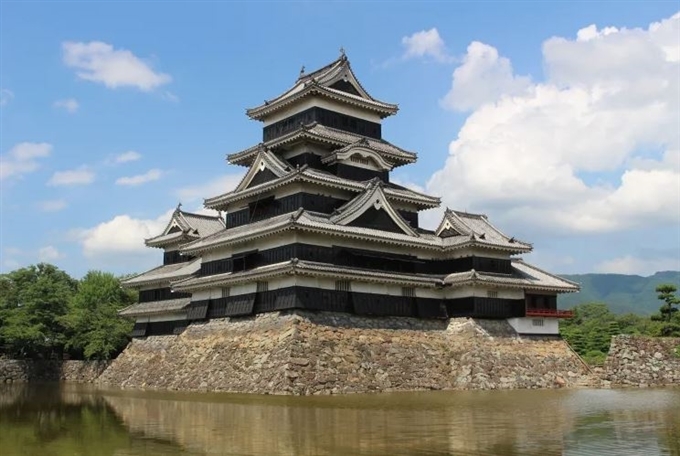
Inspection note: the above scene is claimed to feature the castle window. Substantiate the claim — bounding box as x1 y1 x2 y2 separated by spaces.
487 290 499 299
221 287 231 298
532 319 544 327
402 287 416 298
256 281 269 293
335 280 351 292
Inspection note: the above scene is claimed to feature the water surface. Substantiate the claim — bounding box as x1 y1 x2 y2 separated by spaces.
0 384 678 455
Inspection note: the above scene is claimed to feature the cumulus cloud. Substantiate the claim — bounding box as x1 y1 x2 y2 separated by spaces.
175 173 245 203
62 41 171 91
428 12 680 235
595 254 680 275
47 166 95 186
73 209 173 258
0 88 14 107
115 168 162 186
401 28 453 63
53 98 79 113
440 41 532 111
38 246 63 262
108 150 142 164
38 199 68 212
0 142 52 181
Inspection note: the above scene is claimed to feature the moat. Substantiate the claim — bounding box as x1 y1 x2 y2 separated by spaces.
1 383 678 456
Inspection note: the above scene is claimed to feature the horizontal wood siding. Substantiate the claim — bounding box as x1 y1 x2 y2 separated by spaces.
263 107 381 141
139 288 191 303
206 295 257 318
225 193 347 228
131 322 148 338
353 293 416 317
296 287 352 313
415 299 448 319
199 242 514 277
333 163 389 182
163 251 194 265
446 297 524 319
186 301 209 320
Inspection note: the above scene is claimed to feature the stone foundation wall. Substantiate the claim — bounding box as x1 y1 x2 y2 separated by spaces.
98 311 593 395
603 335 680 387
0 359 110 383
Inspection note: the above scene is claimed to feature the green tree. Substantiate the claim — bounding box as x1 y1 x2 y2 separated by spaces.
651 284 680 336
61 271 136 360
0 264 78 358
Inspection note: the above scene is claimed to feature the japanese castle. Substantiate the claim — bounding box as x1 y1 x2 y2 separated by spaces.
120 51 578 337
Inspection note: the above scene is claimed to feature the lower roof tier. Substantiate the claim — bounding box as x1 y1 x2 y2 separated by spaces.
171 258 579 294
180 208 531 256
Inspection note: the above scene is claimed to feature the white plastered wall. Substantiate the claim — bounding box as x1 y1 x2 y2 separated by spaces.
507 317 559 335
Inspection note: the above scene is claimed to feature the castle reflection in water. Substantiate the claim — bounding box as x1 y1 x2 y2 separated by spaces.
0 384 678 456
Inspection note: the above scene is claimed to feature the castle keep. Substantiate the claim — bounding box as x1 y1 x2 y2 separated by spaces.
120 51 578 337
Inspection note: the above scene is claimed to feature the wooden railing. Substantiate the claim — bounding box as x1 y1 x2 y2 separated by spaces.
525 308 574 318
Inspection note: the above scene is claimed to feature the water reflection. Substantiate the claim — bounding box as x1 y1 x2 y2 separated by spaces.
1 384 678 456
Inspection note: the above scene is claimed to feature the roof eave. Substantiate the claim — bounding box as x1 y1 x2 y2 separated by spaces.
245 87 398 121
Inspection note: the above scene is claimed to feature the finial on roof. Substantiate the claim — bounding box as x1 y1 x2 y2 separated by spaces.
300 65 305 75
176 202 182 211
340 46 346 57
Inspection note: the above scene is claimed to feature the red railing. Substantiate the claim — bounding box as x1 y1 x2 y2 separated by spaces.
525 308 574 318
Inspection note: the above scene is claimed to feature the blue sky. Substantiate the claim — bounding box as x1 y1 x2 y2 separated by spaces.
1 1 679 278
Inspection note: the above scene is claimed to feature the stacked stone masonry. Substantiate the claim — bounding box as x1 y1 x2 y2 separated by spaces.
602 335 680 388
97 311 594 394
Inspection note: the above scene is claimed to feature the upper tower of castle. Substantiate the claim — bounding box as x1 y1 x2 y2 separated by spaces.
246 50 398 142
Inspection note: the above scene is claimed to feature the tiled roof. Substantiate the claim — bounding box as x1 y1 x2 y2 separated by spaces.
172 259 443 291
172 257 577 294
435 209 532 251
232 147 292 192
330 179 418 237
118 297 191 318
180 209 531 255
121 258 201 288
146 208 225 248
227 123 417 166
443 259 579 293
204 165 439 210
246 55 397 120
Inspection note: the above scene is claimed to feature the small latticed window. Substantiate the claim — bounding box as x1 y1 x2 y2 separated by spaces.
487 290 499 299
402 287 416 297
256 281 269 293
532 319 544 327
221 287 231 298
335 280 351 292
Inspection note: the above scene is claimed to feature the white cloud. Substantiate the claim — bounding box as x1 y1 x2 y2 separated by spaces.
38 199 68 212
0 88 14 107
595 255 680 275
175 173 245 203
47 166 95 186
115 168 162 186
62 41 171 91
428 12 680 235
74 209 173 258
38 246 63 262
440 41 532 111
53 98 79 113
401 28 453 63
0 142 52 181
109 150 142 164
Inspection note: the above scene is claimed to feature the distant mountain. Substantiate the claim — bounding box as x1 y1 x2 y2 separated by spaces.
557 271 680 315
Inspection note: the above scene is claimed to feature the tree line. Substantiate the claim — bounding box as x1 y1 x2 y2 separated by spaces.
0 263 135 360
560 283 680 365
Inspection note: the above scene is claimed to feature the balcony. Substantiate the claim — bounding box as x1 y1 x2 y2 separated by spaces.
525 308 574 318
